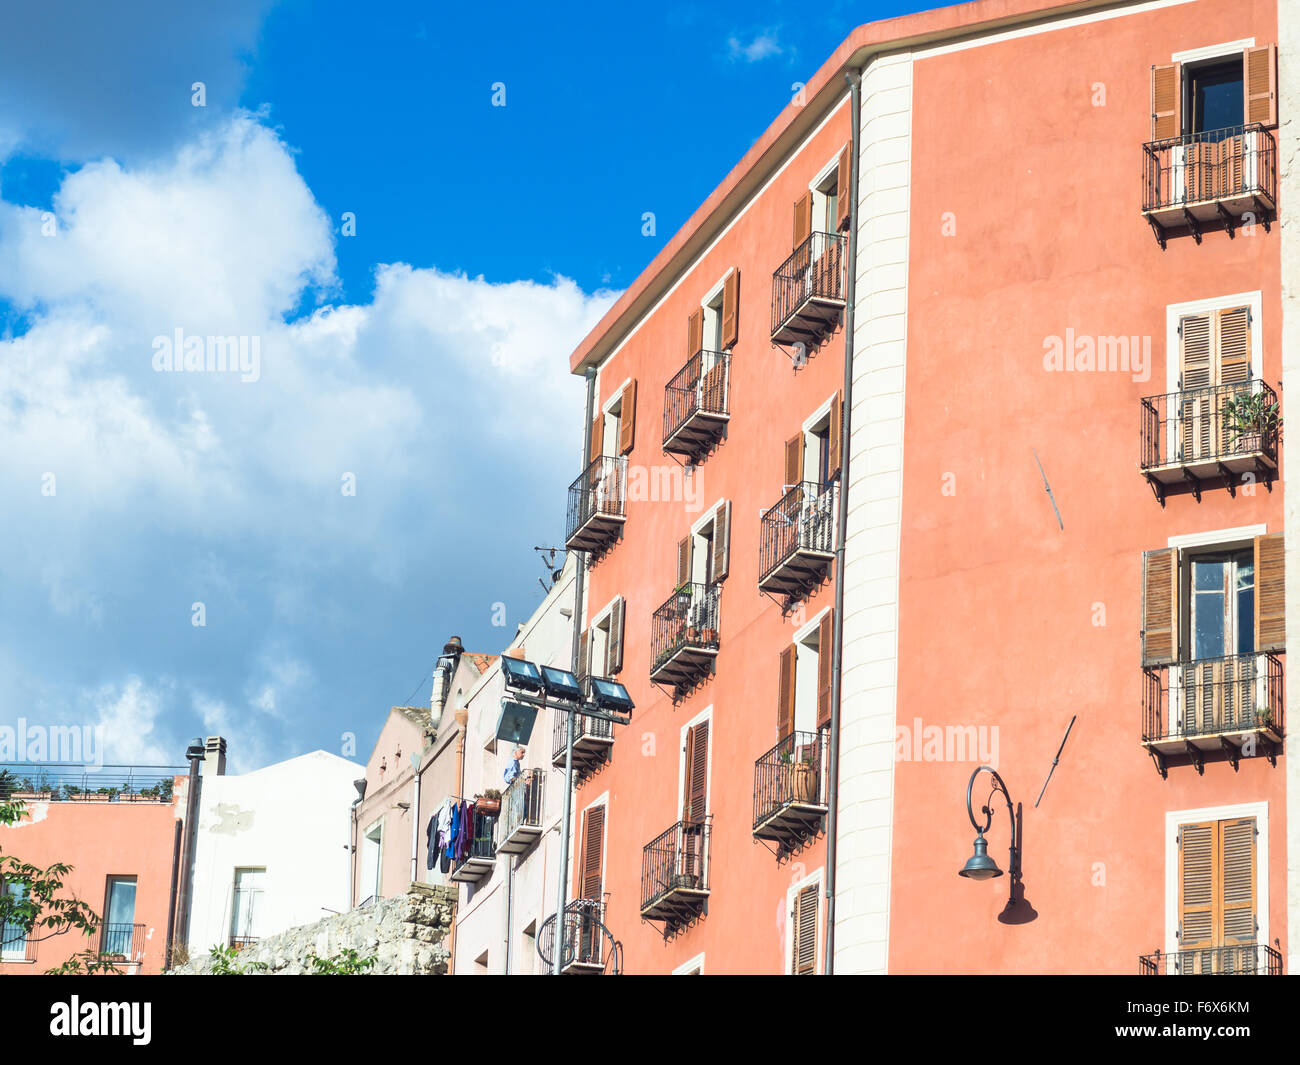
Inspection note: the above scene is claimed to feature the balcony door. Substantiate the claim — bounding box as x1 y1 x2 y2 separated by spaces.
1176 307 1250 463
102 876 137 956
1177 817 1258 973
1183 550 1257 734
230 867 265 946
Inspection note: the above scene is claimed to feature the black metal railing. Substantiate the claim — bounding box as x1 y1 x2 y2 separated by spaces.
452 807 497 869
99 923 145 959
228 935 259 953
759 481 837 586
641 819 711 913
1140 379 1279 471
1140 943 1282 975
771 232 846 337
547 897 608 972
551 701 614 762
650 583 720 674
663 350 730 444
566 455 626 545
1143 124 1276 213
501 768 544 839
1142 652 1284 743
753 731 830 829
0 764 182 804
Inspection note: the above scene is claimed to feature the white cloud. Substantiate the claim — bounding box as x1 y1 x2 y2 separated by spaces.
88 676 175 766
727 32 783 64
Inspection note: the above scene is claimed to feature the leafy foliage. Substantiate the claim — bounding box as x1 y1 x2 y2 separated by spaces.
305 947 378 975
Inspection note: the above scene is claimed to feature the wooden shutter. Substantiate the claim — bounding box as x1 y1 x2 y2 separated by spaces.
1216 306 1251 385
684 720 709 823
1141 548 1179 666
720 269 739 351
817 610 834 729
827 391 843 480
777 645 795 742
618 380 637 455
1179 312 1213 389
1151 62 1181 140
1255 532 1285 652
576 629 590 682
835 143 851 232
784 433 804 488
687 307 703 358
589 412 603 463
1221 818 1257 945
793 192 811 249
676 536 691 587
580 806 605 900
711 501 730 582
792 883 818 974
1244 45 1277 127
606 597 625 675
1178 820 1215 950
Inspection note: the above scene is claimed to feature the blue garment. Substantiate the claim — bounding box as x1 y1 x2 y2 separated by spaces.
446 800 460 859
504 758 521 786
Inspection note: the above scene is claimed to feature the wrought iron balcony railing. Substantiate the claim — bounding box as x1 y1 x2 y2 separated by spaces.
649 583 720 693
663 349 731 462
542 898 611 974
0 764 181 804
753 730 830 858
551 686 615 784
565 455 627 555
98 922 145 959
1139 379 1279 502
758 481 837 598
498 768 545 854
1140 942 1282 975
771 232 847 345
227 935 259 953
640 819 710 937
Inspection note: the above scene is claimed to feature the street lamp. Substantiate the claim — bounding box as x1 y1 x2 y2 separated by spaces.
958 765 1019 901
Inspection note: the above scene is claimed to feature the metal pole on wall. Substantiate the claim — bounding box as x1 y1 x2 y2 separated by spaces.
553 366 596 975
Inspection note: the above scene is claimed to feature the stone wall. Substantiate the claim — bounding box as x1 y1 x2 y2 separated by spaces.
169 882 456 975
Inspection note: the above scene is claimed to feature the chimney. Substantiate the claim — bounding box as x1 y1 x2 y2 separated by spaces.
202 736 227 777
429 636 464 731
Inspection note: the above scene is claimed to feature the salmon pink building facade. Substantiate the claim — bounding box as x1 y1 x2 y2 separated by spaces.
558 0 1298 975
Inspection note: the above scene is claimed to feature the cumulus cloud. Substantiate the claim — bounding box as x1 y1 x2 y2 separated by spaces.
727 31 784 64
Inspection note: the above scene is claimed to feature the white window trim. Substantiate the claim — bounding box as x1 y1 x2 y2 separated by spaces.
1164 292 1264 397
701 271 729 310
1166 524 1267 551
786 866 825 975
691 498 727 537
1164 800 1269 958
802 394 836 435
1171 39 1255 64
676 705 713 819
673 952 706 975
793 605 831 645
810 152 840 194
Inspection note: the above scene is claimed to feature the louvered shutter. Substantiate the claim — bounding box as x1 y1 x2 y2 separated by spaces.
793 192 811 249
1255 532 1285 652
1178 821 1215 951
580 806 605 900
676 536 691 587
607 597 625 675
1217 307 1251 384
711 501 730 582
835 143 851 232
590 413 603 463
721 269 739 351
1221 818 1257 945
687 308 703 358
792 883 818 974
685 721 708 823
1244 45 1277 126
1151 62 1181 140
576 629 590 682
817 611 834 729
827 391 843 481
778 645 795 742
1178 312 1213 460
1141 548 1179 666
618 380 637 455
785 433 804 488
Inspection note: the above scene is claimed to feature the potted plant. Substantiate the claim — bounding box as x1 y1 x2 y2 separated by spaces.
789 754 817 803
1251 704 1273 729
1223 390 1281 453
476 788 502 816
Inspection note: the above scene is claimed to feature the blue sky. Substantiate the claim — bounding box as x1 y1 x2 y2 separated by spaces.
0 0 931 772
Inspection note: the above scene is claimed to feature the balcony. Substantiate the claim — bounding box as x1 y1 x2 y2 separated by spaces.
1139 379 1279 504
663 350 730 464
771 232 846 347
758 481 837 600
753 731 829 859
649 583 720 696
1142 652 1284 774
497 769 545 855
565 455 626 557
449 805 497 883
99 922 145 961
0 763 180 804
542 898 612 975
1140 943 1282 975
640 819 710 938
551 697 613 784
1143 124 1276 247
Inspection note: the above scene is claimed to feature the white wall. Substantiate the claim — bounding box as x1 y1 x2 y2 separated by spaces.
186 749 362 955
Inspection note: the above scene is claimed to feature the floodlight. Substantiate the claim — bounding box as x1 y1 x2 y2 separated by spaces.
495 701 538 745
540 665 583 703
501 656 543 693
588 677 634 715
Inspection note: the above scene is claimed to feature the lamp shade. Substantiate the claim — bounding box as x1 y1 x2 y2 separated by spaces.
959 833 1002 881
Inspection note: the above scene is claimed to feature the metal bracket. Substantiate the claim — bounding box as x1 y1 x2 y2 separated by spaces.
1147 214 1168 250
1144 473 1167 507
1180 467 1202 502
1248 195 1272 232
1183 740 1205 775
1149 748 1168 779
1181 207 1203 244
1220 736 1240 771
1215 201 1236 238
1217 461 1236 496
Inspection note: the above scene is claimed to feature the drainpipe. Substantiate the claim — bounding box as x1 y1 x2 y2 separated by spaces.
823 67 862 976
409 755 422 885
163 817 183 968
348 779 366 909
447 705 469 975
173 740 205 955
553 366 597 975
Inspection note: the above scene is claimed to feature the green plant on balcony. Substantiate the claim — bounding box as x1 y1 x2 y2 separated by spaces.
1223 391 1281 450
1251 704 1273 728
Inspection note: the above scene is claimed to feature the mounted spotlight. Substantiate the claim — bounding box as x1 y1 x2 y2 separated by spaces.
495 700 539 745
501 656 543 694
539 665 583 703
588 676 634 716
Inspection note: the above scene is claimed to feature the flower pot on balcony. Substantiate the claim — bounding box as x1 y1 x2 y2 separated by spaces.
700 627 718 646
670 872 698 891
475 795 501 817
789 762 817 803
686 627 701 644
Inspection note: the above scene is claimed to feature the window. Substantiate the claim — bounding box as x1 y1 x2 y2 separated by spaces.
785 395 843 490
1189 550 1254 659
580 597 626 681
676 500 731 590
579 806 605 901
1186 58 1244 135
681 719 710 824
360 822 383 901
789 878 820 975
1151 46 1277 140
811 171 838 237
519 921 536 976
1 880 29 961
101 876 138 957
1177 817 1257 961
594 381 637 460
230 867 265 944
781 610 834 739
